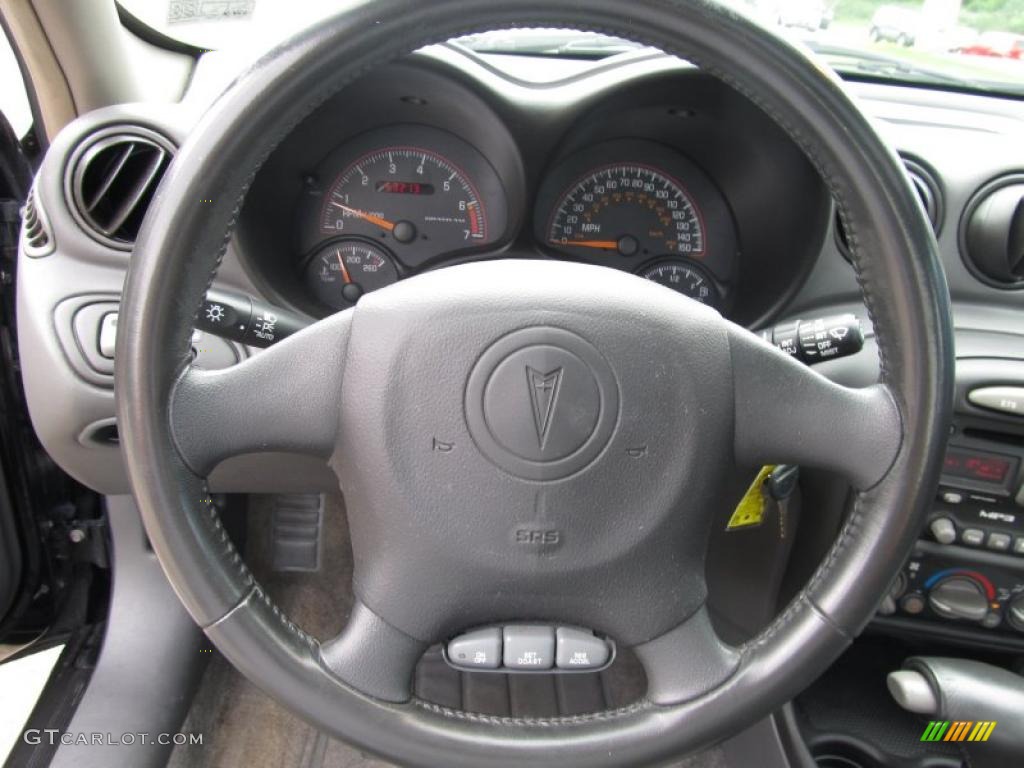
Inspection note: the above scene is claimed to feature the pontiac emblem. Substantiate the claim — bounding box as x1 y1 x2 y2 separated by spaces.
526 366 563 449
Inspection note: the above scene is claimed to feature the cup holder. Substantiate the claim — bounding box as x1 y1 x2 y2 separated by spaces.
810 737 892 768
816 756 870 768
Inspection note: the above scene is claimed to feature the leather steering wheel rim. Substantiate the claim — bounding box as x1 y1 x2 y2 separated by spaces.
117 1 954 766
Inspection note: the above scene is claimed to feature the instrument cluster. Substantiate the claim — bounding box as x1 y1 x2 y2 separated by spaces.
295 128 739 315
234 55 828 328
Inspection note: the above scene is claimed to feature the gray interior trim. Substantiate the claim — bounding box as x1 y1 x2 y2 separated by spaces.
29 0 174 113
49 495 207 768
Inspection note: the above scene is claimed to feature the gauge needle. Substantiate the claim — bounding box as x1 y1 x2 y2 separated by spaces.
335 250 352 284
330 201 395 232
554 239 619 250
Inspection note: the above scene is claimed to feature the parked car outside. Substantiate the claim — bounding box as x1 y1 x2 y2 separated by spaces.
777 0 834 31
956 30 1024 59
870 5 923 46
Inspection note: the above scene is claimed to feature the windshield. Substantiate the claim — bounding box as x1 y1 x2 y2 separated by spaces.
121 0 1023 96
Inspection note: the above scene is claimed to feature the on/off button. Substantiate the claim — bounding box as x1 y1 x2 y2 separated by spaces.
446 627 501 669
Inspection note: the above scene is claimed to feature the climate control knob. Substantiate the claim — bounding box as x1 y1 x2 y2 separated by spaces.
1007 594 1024 632
928 576 989 622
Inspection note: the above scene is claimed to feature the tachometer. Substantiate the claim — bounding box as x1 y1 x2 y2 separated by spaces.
547 164 705 259
319 146 488 255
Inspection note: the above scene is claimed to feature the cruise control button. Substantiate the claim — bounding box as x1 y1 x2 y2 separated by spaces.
962 528 985 546
988 532 1011 551
447 627 501 669
556 628 610 670
503 625 554 670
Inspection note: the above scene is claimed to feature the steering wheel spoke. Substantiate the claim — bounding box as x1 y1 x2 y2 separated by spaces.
728 324 902 490
169 311 352 476
633 606 740 706
320 599 428 703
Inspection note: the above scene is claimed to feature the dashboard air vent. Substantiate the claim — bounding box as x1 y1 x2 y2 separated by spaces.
67 128 174 249
21 187 54 257
960 174 1024 288
835 158 942 259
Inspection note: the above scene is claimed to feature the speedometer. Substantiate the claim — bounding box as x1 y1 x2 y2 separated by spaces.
546 164 705 259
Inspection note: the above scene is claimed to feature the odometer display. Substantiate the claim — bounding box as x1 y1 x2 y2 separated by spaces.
547 164 705 258
375 181 434 195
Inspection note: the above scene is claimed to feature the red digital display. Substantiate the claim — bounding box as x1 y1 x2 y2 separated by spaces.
943 448 1015 485
375 181 435 195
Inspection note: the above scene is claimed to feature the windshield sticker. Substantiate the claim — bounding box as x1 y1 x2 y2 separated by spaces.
168 1 255 24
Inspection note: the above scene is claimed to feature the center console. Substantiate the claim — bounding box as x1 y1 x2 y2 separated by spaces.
875 360 1024 648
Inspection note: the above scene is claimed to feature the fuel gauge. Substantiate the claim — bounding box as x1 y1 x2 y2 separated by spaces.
304 239 399 310
637 259 721 310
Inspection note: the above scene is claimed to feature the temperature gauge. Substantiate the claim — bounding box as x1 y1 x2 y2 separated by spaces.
303 239 399 310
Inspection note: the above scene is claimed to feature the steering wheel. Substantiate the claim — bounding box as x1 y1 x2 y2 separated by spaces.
117 1 953 765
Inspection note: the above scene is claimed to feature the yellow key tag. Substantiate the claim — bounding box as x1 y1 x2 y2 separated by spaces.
726 465 776 530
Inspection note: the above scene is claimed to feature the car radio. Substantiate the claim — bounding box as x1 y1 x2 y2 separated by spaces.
928 444 1024 554
877 432 1024 642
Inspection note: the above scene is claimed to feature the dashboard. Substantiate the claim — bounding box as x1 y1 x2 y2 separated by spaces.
15 41 1024 504
238 51 827 326
12 34 1024 664
15 26 1024 768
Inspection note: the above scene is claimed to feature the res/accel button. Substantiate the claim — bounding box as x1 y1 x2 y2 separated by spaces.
555 627 610 670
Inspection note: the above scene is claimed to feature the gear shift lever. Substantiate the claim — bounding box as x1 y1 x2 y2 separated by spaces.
887 657 1024 768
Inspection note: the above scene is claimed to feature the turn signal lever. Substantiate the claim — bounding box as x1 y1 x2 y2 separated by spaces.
888 657 1024 767
760 314 863 365
195 289 309 349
